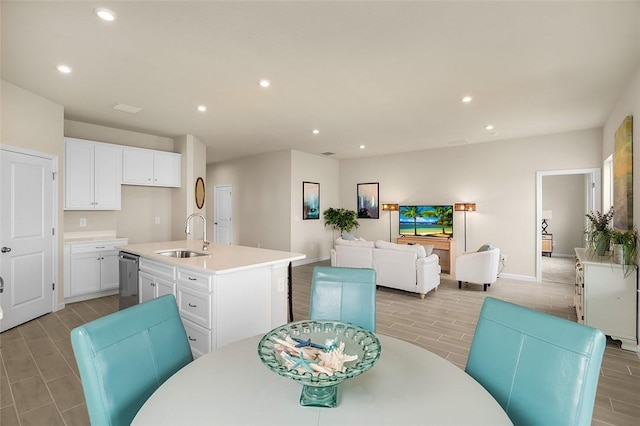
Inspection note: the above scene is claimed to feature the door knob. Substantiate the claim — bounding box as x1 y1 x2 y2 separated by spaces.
1 247 11 253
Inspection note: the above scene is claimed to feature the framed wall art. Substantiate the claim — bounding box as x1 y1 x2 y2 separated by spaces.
357 182 379 219
303 181 320 220
613 115 633 230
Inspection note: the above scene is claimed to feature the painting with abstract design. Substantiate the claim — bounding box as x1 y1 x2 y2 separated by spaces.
613 116 633 230
357 182 379 219
303 181 320 220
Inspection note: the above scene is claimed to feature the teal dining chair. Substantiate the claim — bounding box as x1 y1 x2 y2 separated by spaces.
71 295 193 426
309 266 376 332
466 297 606 426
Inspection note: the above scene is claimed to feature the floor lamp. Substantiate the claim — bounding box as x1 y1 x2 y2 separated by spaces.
382 203 399 242
454 203 476 252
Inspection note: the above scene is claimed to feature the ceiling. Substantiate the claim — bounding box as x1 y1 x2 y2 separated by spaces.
3 1 640 164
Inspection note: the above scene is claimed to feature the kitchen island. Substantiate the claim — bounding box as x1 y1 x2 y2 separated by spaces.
118 240 305 357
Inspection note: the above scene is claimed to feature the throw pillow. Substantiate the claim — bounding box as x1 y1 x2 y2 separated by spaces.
477 243 493 252
342 233 355 240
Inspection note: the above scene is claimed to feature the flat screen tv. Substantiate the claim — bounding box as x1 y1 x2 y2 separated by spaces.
399 205 453 238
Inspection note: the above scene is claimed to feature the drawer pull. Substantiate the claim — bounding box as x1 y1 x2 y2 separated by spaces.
188 336 197 341
188 303 197 308
188 277 197 281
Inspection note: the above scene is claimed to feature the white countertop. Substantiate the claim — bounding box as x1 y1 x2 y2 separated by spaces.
64 231 126 244
117 240 306 274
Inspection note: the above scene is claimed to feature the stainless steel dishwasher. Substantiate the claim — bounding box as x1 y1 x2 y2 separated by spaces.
119 252 139 310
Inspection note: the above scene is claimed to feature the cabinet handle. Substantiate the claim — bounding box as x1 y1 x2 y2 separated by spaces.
188 336 197 341
188 277 197 281
95 246 105 249
188 303 197 308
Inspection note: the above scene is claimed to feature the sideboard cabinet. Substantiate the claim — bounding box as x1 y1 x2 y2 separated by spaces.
574 247 637 351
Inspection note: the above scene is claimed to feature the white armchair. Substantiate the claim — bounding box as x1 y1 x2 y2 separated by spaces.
455 246 500 291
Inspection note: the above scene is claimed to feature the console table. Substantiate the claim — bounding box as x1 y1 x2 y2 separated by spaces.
574 248 637 351
397 236 456 274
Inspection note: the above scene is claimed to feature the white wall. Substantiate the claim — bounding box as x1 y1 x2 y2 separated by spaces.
1 80 65 302
172 134 207 241
207 150 291 251
542 174 586 256
290 151 340 261
339 128 602 279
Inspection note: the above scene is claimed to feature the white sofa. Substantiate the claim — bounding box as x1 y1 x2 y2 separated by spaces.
455 246 500 291
330 238 441 299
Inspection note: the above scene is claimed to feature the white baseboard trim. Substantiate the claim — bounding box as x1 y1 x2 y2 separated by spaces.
56 303 65 312
293 256 330 267
497 272 537 282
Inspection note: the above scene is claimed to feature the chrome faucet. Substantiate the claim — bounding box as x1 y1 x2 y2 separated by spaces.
185 213 210 250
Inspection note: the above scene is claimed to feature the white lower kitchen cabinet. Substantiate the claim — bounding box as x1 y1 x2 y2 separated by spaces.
138 258 176 303
176 265 286 358
64 238 128 303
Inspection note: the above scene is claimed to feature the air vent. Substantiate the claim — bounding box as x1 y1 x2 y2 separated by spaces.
321 152 335 156
113 103 143 114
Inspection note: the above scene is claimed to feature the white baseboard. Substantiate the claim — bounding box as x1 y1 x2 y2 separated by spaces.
497 272 537 282
293 255 330 267
64 289 118 304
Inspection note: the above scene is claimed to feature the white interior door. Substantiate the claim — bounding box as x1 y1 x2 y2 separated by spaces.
214 185 233 244
0 149 55 332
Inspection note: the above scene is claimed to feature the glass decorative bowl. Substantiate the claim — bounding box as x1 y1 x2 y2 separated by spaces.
257 320 381 408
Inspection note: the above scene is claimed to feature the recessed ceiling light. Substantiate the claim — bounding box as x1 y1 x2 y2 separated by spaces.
312 129 320 135
258 79 271 88
461 96 473 103
56 64 72 74
360 145 365 149
485 125 494 131
95 8 117 22
197 105 207 112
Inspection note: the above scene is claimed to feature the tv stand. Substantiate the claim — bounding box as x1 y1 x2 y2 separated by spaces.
397 236 456 275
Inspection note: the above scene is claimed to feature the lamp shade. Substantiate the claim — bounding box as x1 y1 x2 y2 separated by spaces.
542 210 553 220
382 204 399 211
455 203 477 212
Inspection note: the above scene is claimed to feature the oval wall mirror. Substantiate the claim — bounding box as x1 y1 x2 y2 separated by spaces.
195 177 205 209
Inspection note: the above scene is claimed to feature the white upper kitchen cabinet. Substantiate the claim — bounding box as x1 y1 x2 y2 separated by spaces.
64 138 122 210
122 146 181 187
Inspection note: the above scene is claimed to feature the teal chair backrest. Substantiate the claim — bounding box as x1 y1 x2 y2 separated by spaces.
310 266 376 332
71 295 193 426
466 297 605 426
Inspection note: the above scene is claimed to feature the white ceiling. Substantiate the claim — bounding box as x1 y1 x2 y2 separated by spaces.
2 1 640 164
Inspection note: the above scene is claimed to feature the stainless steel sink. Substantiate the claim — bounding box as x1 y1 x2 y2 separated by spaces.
156 249 209 258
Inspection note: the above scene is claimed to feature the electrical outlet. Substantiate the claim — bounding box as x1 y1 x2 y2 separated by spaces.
80 218 86 227
154 216 160 225
501 254 508 262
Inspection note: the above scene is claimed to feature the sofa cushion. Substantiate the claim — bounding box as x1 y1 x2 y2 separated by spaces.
375 240 430 258
335 238 375 248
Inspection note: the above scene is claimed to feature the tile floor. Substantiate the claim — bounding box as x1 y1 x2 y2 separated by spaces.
1 256 639 425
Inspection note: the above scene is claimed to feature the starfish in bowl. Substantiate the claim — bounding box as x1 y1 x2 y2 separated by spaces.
283 351 318 373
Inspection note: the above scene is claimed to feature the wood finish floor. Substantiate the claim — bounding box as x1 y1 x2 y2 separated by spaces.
1 257 639 425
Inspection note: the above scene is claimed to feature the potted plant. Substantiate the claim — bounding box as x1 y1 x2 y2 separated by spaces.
610 228 638 274
323 207 360 237
585 208 614 256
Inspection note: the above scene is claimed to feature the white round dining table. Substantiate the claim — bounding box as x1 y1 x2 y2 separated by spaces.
132 334 512 425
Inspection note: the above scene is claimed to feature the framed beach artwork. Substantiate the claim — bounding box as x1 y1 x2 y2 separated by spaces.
357 182 379 219
613 116 633 230
303 181 320 220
